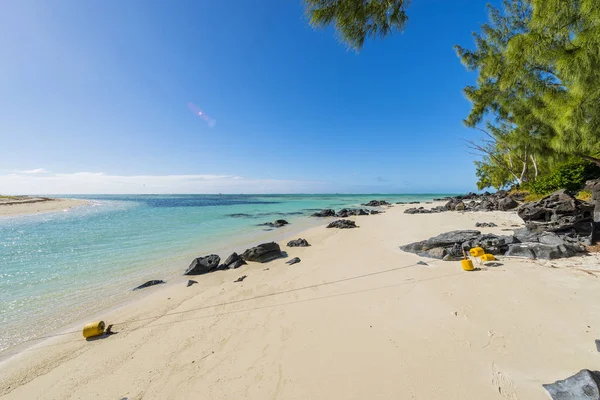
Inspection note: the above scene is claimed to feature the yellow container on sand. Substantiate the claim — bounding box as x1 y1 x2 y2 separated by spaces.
480 253 496 261
469 247 485 257
83 321 105 339
461 259 475 271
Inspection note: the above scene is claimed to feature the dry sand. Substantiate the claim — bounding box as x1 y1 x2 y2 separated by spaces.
0 197 89 217
1 204 600 399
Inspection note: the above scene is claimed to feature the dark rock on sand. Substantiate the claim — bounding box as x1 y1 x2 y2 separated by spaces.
312 209 336 217
362 200 390 207
400 230 482 260
497 196 519 211
463 234 517 255
543 369 600 400
220 252 247 269
241 242 283 263
185 254 221 275
404 206 446 214
326 219 358 229
187 280 198 287
287 238 310 247
336 208 369 217
505 242 579 260
475 222 497 227
518 190 594 232
133 280 165 290
234 275 247 283
286 257 301 265
370 210 381 215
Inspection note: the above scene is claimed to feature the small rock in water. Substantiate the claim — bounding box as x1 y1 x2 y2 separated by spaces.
133 280 165 291
234 275 247 283
187 280 198 287
543 369 600 399
311 209 336 217
286 257 301 265
259 219 289 228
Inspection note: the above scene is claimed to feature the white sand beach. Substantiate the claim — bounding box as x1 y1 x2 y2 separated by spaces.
1 203 599 399
0 197 89 217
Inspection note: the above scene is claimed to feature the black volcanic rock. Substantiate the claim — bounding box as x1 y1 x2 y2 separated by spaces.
185 254 221 275
312 209 336 217
241 242 283 263
326 219 358 229
287 238 310 247
133 280 165 290
220 252 247 269
362 200 390 207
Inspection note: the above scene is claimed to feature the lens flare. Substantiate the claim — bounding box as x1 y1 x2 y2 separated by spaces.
188 102 216 128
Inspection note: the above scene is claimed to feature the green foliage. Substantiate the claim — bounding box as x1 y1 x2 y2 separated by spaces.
524 193 547 202
576 190 592 202
528 160 600 194
456 0 600 167
303 0 409 50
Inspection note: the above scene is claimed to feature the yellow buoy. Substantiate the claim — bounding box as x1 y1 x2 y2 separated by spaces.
469 247 485 257
480 253 496 261
461 259 475 271
83 321 105 339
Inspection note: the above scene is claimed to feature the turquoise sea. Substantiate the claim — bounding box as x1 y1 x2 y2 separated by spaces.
0 194 450 353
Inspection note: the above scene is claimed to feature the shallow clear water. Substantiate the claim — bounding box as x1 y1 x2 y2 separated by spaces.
0 194 450 352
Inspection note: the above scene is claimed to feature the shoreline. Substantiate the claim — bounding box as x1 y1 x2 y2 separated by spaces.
0 196 392 354
0 197 90 217
2 202 600 399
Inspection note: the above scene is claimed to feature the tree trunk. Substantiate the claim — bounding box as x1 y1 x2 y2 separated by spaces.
519 152 529 183
530 154 538 179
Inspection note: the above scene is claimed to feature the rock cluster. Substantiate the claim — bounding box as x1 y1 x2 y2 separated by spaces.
362 200 390 206
337 208 369 217
475 222 497 227
401 190 595 260
399 229 583 261
312 208 380 218
441 190 519 212
326 219 358 229
517 189 595 245
311 209 336 217
184 243 284 276
404 206 446 214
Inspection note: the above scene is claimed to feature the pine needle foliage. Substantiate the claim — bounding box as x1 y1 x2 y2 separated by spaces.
304 0 410 50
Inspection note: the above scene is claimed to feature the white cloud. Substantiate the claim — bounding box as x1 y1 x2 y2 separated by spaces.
16 168 49 174
0 170 330 195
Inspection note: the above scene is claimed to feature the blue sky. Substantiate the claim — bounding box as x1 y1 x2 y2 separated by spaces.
0 0 497 194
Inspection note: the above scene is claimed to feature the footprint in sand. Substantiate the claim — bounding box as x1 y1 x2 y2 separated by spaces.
491 362 518 399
